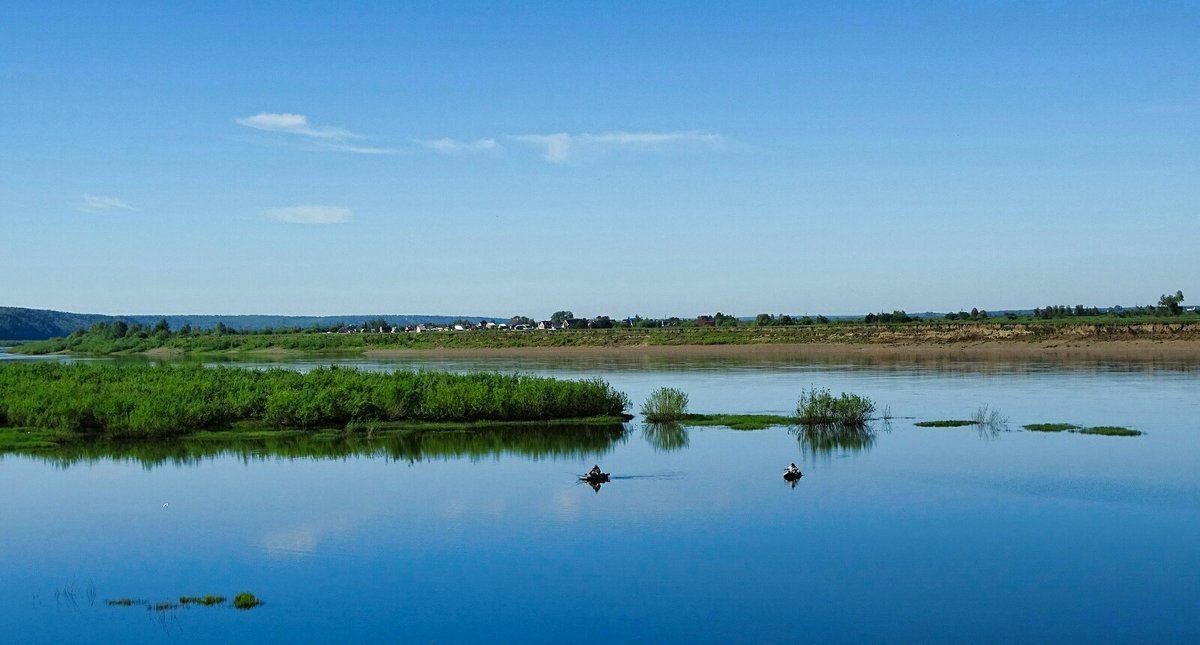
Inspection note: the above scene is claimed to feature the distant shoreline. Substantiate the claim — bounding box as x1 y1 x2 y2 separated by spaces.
12 320 1200 360
358 339 1200 361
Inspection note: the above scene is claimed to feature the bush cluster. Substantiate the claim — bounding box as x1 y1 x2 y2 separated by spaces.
0 363 630 435
640 387 689 422
796 387 876 426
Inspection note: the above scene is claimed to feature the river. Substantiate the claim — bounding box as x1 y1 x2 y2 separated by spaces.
1 352 1198 642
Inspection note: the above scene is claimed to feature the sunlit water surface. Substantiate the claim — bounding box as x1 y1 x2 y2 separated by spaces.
2 352 1198 642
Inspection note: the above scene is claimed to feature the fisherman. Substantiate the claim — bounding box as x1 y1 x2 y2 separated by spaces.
588 464 603 478
785 462 801 476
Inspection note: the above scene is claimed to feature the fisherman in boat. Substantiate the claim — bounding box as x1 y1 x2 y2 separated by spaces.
588 464 604 478
785 463 801 476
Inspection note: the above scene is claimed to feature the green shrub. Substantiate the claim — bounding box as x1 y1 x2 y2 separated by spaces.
640 387 689 422
233 592 262 610
796 387 875 426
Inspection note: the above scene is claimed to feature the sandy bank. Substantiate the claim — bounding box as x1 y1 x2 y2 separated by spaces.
364 339 1200 361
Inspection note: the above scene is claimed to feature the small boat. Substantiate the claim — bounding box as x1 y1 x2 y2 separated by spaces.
580 472 611 484
783 468 802 481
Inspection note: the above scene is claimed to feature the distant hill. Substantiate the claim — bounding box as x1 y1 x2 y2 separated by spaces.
0 307 505 341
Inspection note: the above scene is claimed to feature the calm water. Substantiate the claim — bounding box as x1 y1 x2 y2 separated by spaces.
2 353 1198 642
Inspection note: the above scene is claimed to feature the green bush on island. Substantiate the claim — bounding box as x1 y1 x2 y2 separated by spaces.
796 387 876 426
233 592 262 610
640 387 690 422
0 363 631 436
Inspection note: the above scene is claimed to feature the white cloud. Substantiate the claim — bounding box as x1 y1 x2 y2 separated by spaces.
235 112 397 154
235 112 356 140
79 194 138 212
510 133 574 162
264 205 352 225
415 137 500 154
509 130 722 163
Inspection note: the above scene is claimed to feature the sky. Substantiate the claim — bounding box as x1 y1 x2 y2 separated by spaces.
2 1 1197 318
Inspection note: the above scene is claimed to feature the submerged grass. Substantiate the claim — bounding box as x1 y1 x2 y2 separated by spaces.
1077 426 1143 436
1023 423 1079 432
915 420 975 428
1022 423 1142 436
0 362 631 436
180 595 226 606
677 413 796 430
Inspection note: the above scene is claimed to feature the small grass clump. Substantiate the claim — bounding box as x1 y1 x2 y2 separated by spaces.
1024 423 1079 432
180 595 226 606
796 387 875 426
1021 423 1142 436
972 404 1008 429
915 420 975 428
106 598 139 607
678 413 796 430
1078 426 1143 437
150 602 179 612
233 592 262 610
640 387 689 423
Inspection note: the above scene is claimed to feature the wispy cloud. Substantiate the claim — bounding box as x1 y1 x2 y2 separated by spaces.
509 130 722 163
510 133 574 163
78 193 138 212
415 137 500 154
264 205 352 225
236 112 397 154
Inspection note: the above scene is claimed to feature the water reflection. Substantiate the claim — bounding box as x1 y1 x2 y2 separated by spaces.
792 423 880 459
5 423 631 469
641 422 690 452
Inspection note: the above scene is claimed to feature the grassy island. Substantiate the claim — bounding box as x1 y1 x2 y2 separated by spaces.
0 363 631 444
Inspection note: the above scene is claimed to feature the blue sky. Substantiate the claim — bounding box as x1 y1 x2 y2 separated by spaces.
2 1 1196 317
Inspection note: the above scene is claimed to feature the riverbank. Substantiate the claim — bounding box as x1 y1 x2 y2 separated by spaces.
12 320 1200 357
360 338 1200 361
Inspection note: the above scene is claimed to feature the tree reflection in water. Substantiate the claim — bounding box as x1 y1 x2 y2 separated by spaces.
10 423 631 469
640 422 690 453
792 421 883 460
